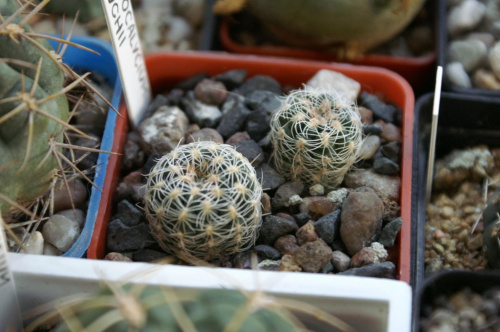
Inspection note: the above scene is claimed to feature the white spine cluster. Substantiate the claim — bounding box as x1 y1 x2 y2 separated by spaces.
270 86 363 189
145 141 262 261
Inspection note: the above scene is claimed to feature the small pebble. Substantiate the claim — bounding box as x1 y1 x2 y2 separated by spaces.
296 221 319 246
278 254 302 272
21 231 44 255
274 235 300 256
42 215 80 253
105 252 133 262
331 250 351 272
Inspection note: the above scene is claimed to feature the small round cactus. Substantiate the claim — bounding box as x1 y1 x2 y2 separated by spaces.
270 86 363 189
145 141 262 261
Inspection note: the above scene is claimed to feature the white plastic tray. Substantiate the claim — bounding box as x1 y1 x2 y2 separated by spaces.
8 253 412 331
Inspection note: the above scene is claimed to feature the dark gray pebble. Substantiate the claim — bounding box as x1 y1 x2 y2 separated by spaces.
231 139 264 167
113 200 144 227
364 123 383 135
314 209 341 246
216 98 250 138
245 90 281 113
245 107 271 142
176 73 209 90
360 92 397 123
258 215 299 245
254 244 281 260
213 69 247 90
106 219 156 252
381 141 401 163
338 261 396 278
378 217 403 247
293 213 312 228
237 75 282 97
272 181 304 210
374 157 400 175
256 163 285 191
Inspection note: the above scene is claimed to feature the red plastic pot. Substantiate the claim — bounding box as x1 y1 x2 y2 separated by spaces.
219 13 436 93
87 52 415 284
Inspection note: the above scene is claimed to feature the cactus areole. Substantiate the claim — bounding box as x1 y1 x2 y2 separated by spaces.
145 141 263 261
0 0 69 214
270 86 363 190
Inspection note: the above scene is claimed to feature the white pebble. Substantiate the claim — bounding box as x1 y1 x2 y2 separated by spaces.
42 215 80 253
445 62 472 88
447 0 486 36
309 184 325 196
306 69 361 101
287 194 303 206
21 231 44 255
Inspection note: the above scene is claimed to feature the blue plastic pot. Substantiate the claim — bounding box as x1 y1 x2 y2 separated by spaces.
47 36 122 258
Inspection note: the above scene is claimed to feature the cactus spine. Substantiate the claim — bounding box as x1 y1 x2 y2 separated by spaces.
145 141 263 261
30 283 354 332
270 86 363 189
0 0 113 216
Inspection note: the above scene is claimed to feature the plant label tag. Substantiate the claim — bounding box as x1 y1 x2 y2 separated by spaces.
425 66 443 205
101 0 152 128
0 218 22 331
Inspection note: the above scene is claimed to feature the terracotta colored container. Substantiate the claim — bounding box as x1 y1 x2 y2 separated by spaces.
218 3 437 93
87 52 415 284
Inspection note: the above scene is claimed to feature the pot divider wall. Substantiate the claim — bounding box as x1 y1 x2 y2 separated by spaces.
46 36 123 258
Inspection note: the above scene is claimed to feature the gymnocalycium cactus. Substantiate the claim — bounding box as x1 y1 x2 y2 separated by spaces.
270 86 363 189
145 141 262 261
31 283 354 332
0 0 112 216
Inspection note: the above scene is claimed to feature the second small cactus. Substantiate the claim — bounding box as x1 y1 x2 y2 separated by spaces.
270 86 363 189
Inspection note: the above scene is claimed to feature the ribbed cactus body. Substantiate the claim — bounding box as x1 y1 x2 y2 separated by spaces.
270 86 363 189
145 141 262 261
51 287 299 332
0 0 68 214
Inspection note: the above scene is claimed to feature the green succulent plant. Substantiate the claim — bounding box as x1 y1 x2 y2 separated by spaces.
145 141 263 261
270 86 363 190
0 0 115 249
214 0 426 56
27 281 354 332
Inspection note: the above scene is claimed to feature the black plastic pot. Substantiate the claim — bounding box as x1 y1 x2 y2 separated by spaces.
413 92 500 291
198 0 217 50
437 0 500 98
414 269 500 331
412 93 500 331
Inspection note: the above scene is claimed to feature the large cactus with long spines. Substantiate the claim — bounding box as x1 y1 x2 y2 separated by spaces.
29 283 354 331
145 141 263 261
0 0 70 214
270 86 363 190
0 0 106 216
